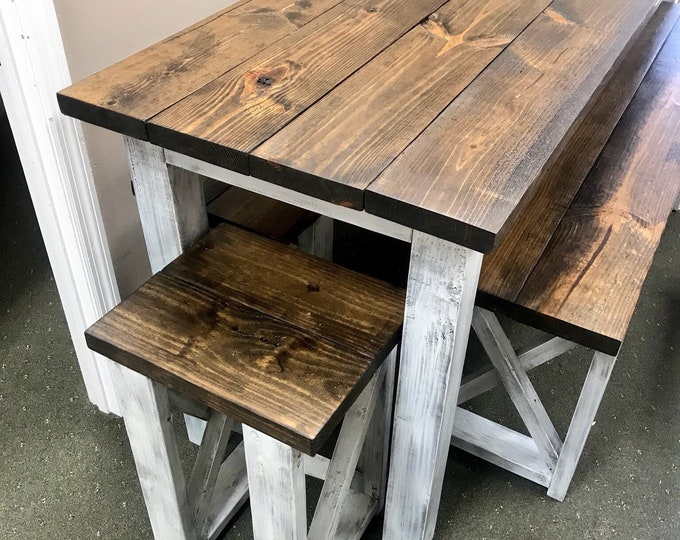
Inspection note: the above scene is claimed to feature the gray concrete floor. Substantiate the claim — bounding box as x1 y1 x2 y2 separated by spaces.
1 98 678 539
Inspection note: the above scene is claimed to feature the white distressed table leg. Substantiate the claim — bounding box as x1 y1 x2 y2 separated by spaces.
383 231 483 540
242 425 307 540
124 136 208 273
114 366 196 539
547 352 617 501
120 136 209 538
674 192 680 212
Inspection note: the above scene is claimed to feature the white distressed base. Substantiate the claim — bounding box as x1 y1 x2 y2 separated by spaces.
243 357 395 540
453 308 618 501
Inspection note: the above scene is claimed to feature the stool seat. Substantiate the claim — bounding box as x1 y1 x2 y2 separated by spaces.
86 223 404 454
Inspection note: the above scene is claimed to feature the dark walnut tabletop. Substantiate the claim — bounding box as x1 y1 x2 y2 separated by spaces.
58 0 659 253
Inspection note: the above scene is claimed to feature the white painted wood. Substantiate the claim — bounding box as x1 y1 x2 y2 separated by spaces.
674 193 680 212
547 352 618 501
308 367 384 540
472 308 562 465
114 366 195 539
458 336 575 404
204 441 249 540
184 415 209 446
304 454 331 481
0 0 121 414
451 407 553 487
384 232 483 540
168 391 210 420
125 138 208 273
243 425 307 540
360 348 397 509
188 412 234 533
298 215 334 260
166 150 413 243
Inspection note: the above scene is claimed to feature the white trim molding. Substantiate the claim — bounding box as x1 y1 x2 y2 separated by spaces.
0 0 122 414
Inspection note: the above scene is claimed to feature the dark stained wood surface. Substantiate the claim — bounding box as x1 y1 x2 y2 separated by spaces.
207 186 318 243
478 2 680 302
58 0 662 255
365 0 660 252
57 0 344 139
249 0 552 207
86 224 405 454
482 18 680 355
147 0 448 174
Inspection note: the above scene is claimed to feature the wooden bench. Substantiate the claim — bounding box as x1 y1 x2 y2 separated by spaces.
452 4 680 501
86 222 404 539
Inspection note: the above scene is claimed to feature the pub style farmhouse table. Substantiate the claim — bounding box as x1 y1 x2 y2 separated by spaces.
58 0 660 538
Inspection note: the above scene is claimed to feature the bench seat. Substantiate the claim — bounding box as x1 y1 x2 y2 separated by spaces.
478 5 680 357
452 3 680 502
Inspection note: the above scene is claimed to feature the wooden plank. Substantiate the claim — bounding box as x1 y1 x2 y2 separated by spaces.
384 232 482 540
242 426 307 540
472 308 562 464
250 0 552 207
86 270 387 455
147 0 449 175
458 336 575 404
57 0 344 139
187 412 233 532
547 352 617 501
515 21 680 355
366 0 660 252
160 223 405 360
113 367 196 539
308 367 382 540
166 150 414 244
478 2 680 300
204 442 249 540
207 186 318 244
451 407 553 488
125 137 208 273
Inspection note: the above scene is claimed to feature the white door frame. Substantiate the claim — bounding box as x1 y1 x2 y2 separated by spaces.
0 0 122 414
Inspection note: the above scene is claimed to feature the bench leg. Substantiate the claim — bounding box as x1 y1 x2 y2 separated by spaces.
114 366 196 539
547 352 617 501
243 426 307 540
472 308 562 465
384 232 483 540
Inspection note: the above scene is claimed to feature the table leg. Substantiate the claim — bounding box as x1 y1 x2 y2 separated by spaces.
118 137 209 538
383 231 482 540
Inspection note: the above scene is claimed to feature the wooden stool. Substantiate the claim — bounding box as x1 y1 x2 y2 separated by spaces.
86 223 404 539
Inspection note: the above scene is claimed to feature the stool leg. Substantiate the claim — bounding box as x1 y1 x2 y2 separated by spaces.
547 352 617 501
243 425 307 540
115 366 196 539
297 215 334 260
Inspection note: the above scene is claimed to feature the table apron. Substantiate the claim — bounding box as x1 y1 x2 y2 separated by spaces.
165 150 413 244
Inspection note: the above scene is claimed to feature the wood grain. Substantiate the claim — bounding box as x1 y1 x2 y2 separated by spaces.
57 0 344 139
365 0 660 252
250 0 551 207
478 2 680 301
206 186 318 243
513 21 680 355
162 223 405 359
86 224 404 454
147 0 448 174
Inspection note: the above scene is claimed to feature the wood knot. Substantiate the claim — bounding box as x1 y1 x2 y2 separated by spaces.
306 283 320 292
256 355 284 373
257 76 273 86
367 7 377 13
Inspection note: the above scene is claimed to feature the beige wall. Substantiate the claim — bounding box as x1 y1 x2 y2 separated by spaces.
53 0 235 296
